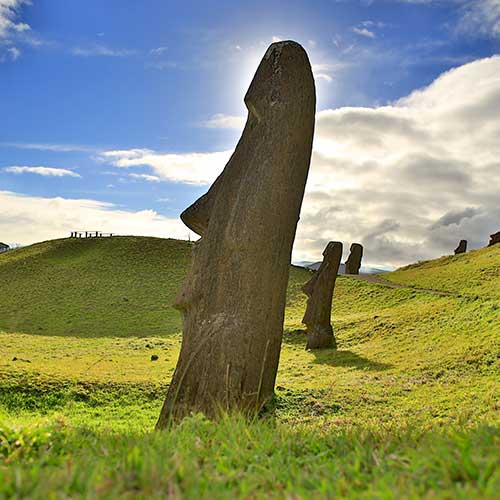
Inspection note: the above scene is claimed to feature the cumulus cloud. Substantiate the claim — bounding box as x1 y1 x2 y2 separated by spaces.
201 114 246 129
99 149 232 185
0 0 30 40
430 207 483 229
0 190 187 246
295 55 500 266
97 56 499 266
4 166 81 177
0 0 30 62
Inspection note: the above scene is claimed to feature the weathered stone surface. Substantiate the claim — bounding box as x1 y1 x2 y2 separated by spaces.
345 243 363 275
157 41 316 425
488 231 500 247
454 240 467 254
302 241 342 349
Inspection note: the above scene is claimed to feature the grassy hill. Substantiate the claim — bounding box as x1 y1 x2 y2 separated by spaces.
0 236 192 337
0 237 498 498
385 245 500 300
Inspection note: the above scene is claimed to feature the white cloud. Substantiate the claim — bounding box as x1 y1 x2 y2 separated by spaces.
315 73 333 82
294 55 500 266
361 20 386 28
457 0 500 38
0 0 30 40
271 36 282 43
128 173 161 182
97 56 500 266
311 62 347 83
0 142 97 152
4 166 81 177
99 149 232 185
352 27 376 38
71 45 136 57
0 190 187 246
400 0 499 39
150 46 168 55
201 113 246 129
7 45 19 59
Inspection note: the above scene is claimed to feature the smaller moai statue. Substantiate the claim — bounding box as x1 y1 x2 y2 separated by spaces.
302 241 343 349
345 243 363 274
454 240 467 254
488 231 500 247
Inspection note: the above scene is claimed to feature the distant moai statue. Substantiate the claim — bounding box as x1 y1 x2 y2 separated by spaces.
488 231 500 247
156 41 316 425
345 243 363 274
302 241 342 349
454 240 467 254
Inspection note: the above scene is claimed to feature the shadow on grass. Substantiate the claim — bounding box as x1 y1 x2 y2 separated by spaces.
312 349 392 371
283 329 392 371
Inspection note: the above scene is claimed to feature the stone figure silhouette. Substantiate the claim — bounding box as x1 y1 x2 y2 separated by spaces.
157 41 316 424
345 243 363 275
454 240 467 254
302 241 343 349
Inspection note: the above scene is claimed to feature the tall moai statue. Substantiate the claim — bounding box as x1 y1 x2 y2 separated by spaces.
156 41 316 425
302 241 343 349
454 240 467 254
345 243 363 275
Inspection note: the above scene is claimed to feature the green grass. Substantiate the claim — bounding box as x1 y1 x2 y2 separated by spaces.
384 245 500 300
1 417 498 498
0 237 498 498
0 236 192 337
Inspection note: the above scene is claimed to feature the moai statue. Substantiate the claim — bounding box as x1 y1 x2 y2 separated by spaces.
302 241 343 349
156 41 316 425
345 243 363 274
488 231 500 247
454 240 467 254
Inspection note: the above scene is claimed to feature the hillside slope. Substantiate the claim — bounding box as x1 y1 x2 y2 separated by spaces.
385 245 500 300
0 237 309 337
0 236 498 497
0 237 193 337
0 236 497 419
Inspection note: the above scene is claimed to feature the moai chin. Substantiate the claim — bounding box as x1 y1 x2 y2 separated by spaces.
156 41 316 425
454 240 467 254
345 243 363 275
302 241 343 349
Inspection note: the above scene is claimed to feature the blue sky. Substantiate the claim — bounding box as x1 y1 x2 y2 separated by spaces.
1 0 499 266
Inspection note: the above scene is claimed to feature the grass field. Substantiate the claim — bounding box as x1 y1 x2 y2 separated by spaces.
0 237 498 498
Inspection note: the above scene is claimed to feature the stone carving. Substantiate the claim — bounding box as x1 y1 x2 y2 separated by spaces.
488 231 500 247
345 243 363 275
302 241 343 349
156 41 316 425
454 240 467 254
